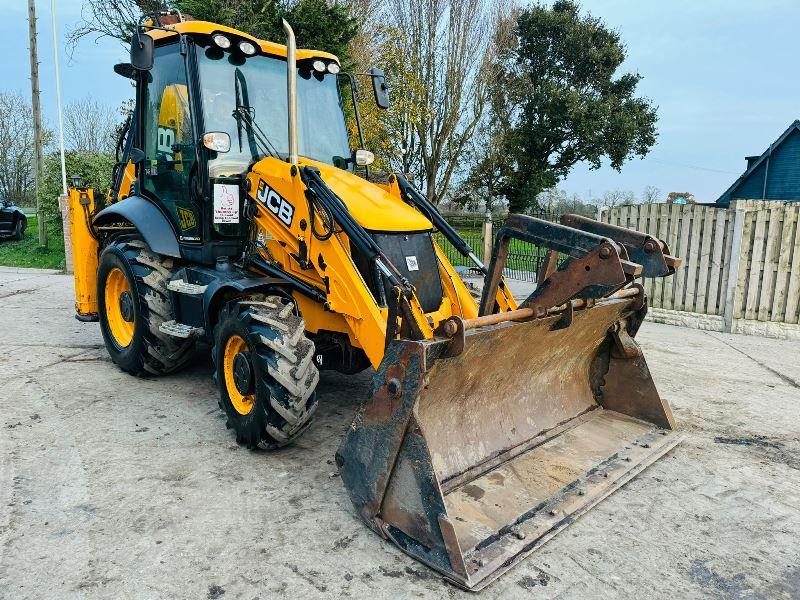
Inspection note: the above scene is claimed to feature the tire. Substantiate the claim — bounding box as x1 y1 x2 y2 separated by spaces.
97 239 196 376
212 295 320 449
12 218 24 241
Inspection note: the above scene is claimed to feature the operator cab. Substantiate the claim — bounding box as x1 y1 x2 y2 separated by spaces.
118 19 373 265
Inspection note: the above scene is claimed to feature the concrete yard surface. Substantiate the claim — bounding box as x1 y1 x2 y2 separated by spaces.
1 266 799 599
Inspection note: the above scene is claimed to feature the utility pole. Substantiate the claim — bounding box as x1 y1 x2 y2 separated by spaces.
27 0 47 247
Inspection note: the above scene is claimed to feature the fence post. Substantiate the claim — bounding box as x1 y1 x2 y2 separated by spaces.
723 202 746 333
481 209 493 264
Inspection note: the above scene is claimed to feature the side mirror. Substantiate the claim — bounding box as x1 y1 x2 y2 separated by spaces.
113 63 137 79
130 31 154 71
370 67 390 110
129 148 145 164
203 132 231 153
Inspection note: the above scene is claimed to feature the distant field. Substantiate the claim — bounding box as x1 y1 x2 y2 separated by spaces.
0 216 66 270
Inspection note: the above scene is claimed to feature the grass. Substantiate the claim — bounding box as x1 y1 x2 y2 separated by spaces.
0 219 538 274
0 216 66 270
434 228 543 274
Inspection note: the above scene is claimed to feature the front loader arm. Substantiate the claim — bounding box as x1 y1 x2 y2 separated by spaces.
245 159 390 366
479 214 644 317
392 173 517 313
245 159 442 368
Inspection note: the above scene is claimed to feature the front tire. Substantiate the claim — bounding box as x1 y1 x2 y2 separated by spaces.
213 296 320 449
97 239 196 375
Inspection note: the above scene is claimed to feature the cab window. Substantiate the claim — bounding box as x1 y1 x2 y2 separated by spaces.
141 44 200 239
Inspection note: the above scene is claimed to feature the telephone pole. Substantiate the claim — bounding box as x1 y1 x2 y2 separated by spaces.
27 0 47 247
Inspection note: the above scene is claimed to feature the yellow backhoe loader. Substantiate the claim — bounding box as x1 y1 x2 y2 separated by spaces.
68 11 681 590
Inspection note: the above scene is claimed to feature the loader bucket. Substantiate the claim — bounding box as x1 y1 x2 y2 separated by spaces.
337 291 679 591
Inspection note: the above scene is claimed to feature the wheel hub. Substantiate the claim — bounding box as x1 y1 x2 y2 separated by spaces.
232 351 254 396
119 291 134 322
104 267 135 348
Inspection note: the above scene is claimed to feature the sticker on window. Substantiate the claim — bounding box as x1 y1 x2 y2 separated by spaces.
405 255 419 271
213 184 239 224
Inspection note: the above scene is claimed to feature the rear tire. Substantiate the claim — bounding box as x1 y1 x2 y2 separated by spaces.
213 296 320 449
97 239 196 375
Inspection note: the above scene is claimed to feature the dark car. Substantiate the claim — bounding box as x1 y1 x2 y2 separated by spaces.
0 197 27 241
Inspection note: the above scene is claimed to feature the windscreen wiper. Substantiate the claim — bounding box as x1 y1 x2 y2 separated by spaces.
233 68 279 160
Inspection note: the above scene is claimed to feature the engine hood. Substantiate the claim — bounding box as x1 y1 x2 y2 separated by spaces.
302 159 432 233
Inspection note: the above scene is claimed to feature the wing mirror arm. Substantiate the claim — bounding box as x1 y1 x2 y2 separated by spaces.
337 71 371 178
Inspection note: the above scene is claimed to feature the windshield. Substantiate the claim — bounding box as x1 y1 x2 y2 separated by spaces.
196 46 352 178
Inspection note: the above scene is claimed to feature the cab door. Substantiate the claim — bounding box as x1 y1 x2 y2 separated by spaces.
139 43 202 243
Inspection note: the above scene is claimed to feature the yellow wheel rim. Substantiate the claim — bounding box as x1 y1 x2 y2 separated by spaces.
224 335 255 415
104 267 135 348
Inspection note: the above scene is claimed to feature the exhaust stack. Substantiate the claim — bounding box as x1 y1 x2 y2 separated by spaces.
282 19 298 164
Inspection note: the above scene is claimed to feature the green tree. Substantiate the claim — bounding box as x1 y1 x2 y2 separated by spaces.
175 0 358 64
494 1 658 213
351 23 427 176
38 152 117 235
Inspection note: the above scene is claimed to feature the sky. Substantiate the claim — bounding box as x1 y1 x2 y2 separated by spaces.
2 0 800 204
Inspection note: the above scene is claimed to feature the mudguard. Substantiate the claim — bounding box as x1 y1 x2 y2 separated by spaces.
94 195 180 258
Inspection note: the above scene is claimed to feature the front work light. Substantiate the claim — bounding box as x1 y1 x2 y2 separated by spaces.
312 60 327 73
354 149 375 167
239 41 257 55
212 34 231 49
327 63 340 75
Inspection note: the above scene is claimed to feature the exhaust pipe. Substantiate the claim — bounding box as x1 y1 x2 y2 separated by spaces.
282 19 299 165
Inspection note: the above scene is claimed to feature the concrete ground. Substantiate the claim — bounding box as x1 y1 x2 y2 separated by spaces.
1 266 799 599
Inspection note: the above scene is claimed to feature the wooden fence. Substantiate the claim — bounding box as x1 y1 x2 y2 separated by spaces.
603 200 800 338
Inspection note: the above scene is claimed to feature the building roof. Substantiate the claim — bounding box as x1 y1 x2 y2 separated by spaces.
716 120 800 207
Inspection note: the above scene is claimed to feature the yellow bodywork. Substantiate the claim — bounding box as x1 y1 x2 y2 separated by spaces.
246 156 515 369
146 20 340 64
68 188 100 318
113 162 136 203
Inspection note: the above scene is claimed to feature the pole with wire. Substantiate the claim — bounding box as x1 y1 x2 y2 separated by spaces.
26 0 47 247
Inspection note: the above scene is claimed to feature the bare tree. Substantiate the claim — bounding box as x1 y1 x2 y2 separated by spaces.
67 0 163 52
599 189 637 209
454 2 515 213
0 92 39 205
642 185 661 204
64 98 118 153
389 0 494 204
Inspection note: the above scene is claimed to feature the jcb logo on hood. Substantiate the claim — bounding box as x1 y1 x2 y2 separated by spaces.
256 180 294 227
